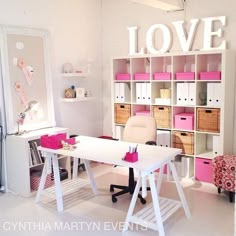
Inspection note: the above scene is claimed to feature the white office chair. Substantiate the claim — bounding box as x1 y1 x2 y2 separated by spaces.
110 115 157 203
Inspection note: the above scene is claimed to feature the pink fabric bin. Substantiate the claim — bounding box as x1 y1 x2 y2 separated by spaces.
134 73 150 80
174 113 194 130
115 73 131 80
135 110 151 116
153 72 171 80
199 71 221 80
195 158 213 183
175 72 195 80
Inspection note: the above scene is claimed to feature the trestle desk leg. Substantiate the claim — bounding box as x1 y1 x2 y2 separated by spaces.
83 160 97 194
156 165 164 195
35 153 50 204
123 176 142 232
51 153 64 212
169 161 191 219
72 157 79 179
149 173 165 236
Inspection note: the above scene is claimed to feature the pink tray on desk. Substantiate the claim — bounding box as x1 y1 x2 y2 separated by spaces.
40 133 75 149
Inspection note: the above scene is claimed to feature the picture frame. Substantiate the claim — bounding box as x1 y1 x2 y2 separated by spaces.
0 26 55 134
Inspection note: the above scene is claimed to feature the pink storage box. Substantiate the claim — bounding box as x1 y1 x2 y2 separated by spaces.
115 73 131 80
175 72 195 80
30 172 54 191
175 113 194 130
195 158 213 183
40 133 75 149
199 71 221 80
135 110 150 116
124 152 138 162
153 72 171 80
134 73 150 80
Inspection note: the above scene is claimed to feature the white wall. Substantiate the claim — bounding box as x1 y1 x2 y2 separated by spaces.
101 0 236 153
0 0 103 137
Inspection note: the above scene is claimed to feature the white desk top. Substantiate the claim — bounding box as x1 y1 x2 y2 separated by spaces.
39 136 182 173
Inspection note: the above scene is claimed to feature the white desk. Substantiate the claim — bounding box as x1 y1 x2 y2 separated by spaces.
36 136 191 236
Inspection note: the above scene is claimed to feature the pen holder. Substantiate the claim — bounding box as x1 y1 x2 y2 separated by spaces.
124 152 138 163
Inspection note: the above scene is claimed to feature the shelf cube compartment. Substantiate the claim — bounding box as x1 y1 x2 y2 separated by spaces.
195 157 213 183
175 72 195 80
114 104 131 124
115 73 131 80
199 71 221 80
153 72 171 80
134 73 150 80
173 131 194 155
152 106 171 129
197 108 220 133
174 113 194 130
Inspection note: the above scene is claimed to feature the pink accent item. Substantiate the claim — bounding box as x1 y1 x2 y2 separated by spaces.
153 72 171 80
175 72 195 80
135 110 150 116
124 152 138 162
30 172 54 191
199 71 221 80
134 73 150 80
195 158 213 183
115 73 131 80
174 113 194 130
17 58 33 86
40 133 75 149
155 164 168 174
14 82 28 108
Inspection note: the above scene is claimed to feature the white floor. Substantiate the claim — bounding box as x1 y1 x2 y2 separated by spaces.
0 163 235 236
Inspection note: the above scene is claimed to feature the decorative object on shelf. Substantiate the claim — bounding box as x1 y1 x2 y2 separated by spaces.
16 100 39 135
198 91 207 105
64 86 76 98
61 140 76 151
76 87 85 98
62 63 73 73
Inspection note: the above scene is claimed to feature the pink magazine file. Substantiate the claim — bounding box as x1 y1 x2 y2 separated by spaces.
124 152 138 162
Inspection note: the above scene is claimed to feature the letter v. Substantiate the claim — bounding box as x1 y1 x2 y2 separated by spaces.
173 19 199 52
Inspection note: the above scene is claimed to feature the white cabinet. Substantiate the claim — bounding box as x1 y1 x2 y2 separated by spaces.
6 127 69 197
112 50 235 181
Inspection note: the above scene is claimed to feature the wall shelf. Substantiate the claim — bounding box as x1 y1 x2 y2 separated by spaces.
61 97 95 102
60 72 88 78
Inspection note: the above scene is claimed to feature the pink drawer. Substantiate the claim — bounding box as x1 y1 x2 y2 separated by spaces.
195 158 213 183
116 73 131 80
134 73 150 80
175 113 194 130
135 110 151 116
153 72 171 80
175 72 195 80
199 71 221 80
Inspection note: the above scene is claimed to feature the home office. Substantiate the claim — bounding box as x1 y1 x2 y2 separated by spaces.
0 0 235 236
